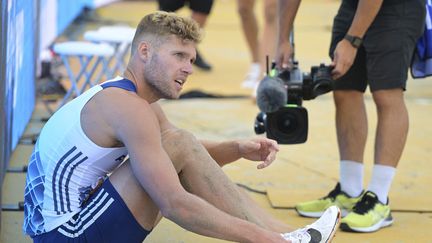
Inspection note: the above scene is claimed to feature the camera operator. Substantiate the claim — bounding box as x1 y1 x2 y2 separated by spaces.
276 0 425 233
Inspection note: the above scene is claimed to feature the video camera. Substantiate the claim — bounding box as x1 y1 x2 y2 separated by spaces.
254 61 333 144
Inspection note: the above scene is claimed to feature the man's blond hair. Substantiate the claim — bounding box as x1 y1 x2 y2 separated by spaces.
131 11 202 53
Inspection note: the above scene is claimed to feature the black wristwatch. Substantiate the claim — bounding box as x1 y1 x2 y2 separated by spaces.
344 34 363 48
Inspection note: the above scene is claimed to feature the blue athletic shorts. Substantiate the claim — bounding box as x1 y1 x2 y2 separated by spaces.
32 179 151 243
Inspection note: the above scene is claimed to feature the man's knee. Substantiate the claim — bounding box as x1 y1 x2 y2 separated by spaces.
372 88 405 111
237 1 254 19
333 90 363 106
162 128 196 145
161 128 199 165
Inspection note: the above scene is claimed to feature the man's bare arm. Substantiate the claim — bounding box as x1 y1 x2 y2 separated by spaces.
331 0 383 79
201 139 279 169
276 0 301 69
150 103 279 169
347 0 383 38
110 98 284 242
278 0 301 44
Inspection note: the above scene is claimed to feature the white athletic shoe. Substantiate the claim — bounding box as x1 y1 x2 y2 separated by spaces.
281 206 341 243
251 80 259 98
242 63 261 89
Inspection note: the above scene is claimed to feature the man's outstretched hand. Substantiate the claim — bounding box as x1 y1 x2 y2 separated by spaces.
238 137 280 169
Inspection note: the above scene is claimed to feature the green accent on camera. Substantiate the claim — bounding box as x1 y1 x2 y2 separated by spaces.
285 104 298 108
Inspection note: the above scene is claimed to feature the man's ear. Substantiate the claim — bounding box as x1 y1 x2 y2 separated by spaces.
137 41 150 62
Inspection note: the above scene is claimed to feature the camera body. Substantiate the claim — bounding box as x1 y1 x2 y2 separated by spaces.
254 62 333 144
277 62 333 105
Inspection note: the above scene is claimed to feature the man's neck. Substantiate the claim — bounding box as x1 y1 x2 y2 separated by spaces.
123 67 160 104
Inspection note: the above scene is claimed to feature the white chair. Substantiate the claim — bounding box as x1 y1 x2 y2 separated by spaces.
84 25 135 77
47 41 114 114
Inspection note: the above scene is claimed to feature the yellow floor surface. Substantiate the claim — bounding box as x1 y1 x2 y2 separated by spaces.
2 0 432 242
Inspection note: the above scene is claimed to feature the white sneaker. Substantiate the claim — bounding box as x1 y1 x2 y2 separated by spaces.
242 63 261 89
281 206 341 243
251 80 260 98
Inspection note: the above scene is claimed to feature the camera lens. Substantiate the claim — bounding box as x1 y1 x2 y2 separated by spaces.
276 113 298 134
265 106 308 144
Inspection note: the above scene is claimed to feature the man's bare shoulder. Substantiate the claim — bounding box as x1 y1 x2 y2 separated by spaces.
100 88 157 125
100 87 149 111
81 87 158 147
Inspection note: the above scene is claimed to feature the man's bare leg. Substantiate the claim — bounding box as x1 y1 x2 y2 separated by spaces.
334 90 368 163
109 128 292 232
109 161 161 230
372 89 408 167
237 0 260 63
162 128 292 232
238 187 294 232
259 0 277 69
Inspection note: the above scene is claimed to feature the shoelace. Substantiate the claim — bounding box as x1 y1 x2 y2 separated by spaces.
352 192 378 215
281 226 311 243
321 183 341 200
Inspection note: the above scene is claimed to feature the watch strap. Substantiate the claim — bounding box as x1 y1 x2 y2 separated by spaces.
344 34 363 48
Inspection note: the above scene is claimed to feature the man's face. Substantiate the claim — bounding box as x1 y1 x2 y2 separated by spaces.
143 36 196 99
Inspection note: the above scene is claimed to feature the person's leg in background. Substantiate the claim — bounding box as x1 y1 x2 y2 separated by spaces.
339 1 425 232
338 88 406 233
237 0 277 97
294 46 368 219
252 0 277 97
188 0 214 71
237 0 260 88
334 88 367 199
367 89 407 204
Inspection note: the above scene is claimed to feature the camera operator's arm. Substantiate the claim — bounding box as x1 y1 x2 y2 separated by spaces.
276 0 301 69
331 0 383 80
201 138 279 169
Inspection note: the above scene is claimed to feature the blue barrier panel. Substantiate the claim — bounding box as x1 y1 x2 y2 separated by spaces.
6 0 37 151
57 0 94 37
0 0 7 226
0 0 10 187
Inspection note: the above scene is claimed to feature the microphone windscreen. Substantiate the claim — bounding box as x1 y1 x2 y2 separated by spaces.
256 76 287 113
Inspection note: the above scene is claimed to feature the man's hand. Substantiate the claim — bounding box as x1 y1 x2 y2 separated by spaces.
238 137 279 169
331 39 358 80
275 40 294 70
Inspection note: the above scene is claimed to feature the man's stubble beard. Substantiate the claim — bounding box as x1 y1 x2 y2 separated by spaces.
144 53 178 100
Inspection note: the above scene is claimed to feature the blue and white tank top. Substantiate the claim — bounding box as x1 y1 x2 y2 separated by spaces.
23 77 137 236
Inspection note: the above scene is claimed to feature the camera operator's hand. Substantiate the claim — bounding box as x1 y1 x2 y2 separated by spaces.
275 40 294 70
238 137 279 169
331 39 358 80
